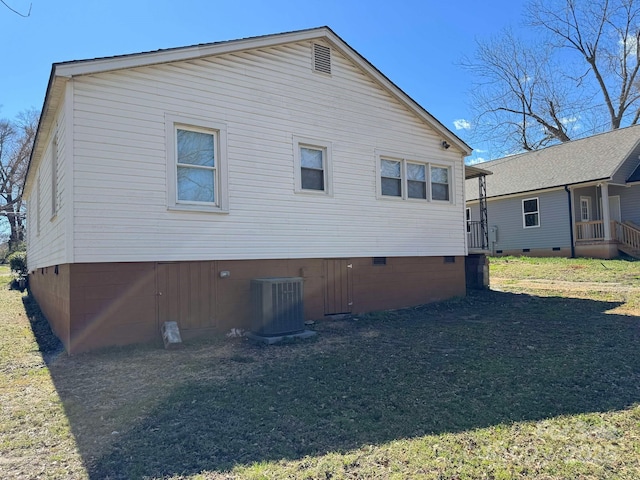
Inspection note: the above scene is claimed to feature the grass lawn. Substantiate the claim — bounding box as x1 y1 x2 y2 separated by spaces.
1 257 639 479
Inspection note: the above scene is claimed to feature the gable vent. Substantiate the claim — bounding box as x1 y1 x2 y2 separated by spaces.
313 43 332 74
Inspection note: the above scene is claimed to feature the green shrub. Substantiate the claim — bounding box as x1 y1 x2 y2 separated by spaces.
8 251 27 278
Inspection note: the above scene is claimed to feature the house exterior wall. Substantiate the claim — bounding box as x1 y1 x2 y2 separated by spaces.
26 103 69 271
28 264 71 349
29 256 465 354
483 189 572 255
617 185 640 225
63 40 466 265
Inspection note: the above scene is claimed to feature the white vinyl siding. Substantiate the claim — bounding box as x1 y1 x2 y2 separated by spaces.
62 40 466 263
26 108 69 270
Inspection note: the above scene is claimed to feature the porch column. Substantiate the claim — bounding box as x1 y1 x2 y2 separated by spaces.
601 183 612 241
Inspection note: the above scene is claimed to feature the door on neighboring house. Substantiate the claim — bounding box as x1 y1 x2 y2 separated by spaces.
156 262 216 331
324 259 353 315
599 195 622 227
608 196 622 223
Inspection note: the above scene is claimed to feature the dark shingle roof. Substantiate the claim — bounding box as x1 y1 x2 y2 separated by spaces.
466 124 640 200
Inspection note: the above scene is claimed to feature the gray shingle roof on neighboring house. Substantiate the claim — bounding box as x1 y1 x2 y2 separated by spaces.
466 124 640 200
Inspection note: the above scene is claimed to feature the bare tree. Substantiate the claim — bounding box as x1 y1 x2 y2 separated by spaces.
0 109 38 252
1 0 32 17
464 0 640 155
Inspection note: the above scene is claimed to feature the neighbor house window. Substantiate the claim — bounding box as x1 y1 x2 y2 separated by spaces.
466 208 471 233
166 115 228 213
377 152 454 202
294 136 332 195
522 197 540 228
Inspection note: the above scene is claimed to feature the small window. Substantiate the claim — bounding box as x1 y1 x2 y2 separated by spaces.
381 159 402 197
177 128 217 203
166 115 228 213
300 147 325 191
522 197 540 228
51 135 59 218
294 137 332 195
407 163 427 199
444 256 456 263
372 257 387 265
431 166 450 201
466 208 471 233
36 173 41 236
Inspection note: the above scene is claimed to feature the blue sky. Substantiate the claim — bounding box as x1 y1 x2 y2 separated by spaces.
1 0 527 162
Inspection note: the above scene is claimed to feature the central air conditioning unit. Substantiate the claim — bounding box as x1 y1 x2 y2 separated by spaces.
251 277 304 336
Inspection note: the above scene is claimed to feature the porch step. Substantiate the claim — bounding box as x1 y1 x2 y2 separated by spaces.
618 244 640 259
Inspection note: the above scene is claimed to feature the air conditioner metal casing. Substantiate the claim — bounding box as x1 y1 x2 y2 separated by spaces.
250 277 304 336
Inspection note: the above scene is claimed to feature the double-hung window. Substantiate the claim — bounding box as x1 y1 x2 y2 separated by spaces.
381 159 402 197
431 166 450 201
522 197 540 228
166 115 228 213
294 136 332 195
377 153 453 202
407 163 427 199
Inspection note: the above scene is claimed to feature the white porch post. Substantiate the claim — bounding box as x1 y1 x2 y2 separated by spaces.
601 183 612 241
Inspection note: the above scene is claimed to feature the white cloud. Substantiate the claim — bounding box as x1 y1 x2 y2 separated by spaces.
454 119 472 130
466 156 486 165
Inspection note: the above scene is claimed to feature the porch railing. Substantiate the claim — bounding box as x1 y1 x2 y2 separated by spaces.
613 221 640 252
575 220 613 241
467 220 488 250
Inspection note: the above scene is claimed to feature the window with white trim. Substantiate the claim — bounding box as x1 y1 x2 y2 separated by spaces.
466 207 471 233
51 135 59 218
431 166 450 201
522 197 540 228
294 137 332 195
377 153 453 202
166 115 228 213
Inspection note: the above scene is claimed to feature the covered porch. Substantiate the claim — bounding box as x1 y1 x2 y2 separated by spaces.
465 165 492 254
465 164 492 290
572 182 640 259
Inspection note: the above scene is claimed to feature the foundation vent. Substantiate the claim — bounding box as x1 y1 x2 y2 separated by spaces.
313 43 332 74
251 277 304 336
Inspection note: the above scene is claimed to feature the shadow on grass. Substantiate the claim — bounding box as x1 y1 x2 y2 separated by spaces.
30 289 640 479
22 291 65 365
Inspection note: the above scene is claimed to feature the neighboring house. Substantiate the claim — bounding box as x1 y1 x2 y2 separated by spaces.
25 27 482 353
466 125 640 259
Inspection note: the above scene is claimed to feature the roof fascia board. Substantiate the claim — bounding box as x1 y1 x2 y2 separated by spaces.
466 178 615 203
